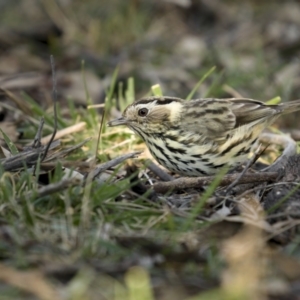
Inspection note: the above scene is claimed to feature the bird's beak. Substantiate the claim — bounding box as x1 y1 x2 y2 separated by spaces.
107 117 127 127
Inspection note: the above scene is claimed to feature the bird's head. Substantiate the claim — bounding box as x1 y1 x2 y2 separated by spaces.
107 96 183 135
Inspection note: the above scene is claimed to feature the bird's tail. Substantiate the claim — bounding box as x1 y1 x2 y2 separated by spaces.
280 99 300 114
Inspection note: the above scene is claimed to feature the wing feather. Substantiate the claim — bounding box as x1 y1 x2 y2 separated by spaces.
181 98 281 142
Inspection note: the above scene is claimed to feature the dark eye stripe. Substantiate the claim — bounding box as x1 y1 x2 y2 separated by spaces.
133 97 182 106
155 98 181 105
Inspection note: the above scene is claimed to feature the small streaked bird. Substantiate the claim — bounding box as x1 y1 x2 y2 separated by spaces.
107 96 300 176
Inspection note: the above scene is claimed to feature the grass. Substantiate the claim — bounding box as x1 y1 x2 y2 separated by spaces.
0 68 298 299
0 70 228 299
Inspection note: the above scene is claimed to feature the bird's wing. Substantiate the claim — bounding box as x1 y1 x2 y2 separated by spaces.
230 98 281 126
181 98 280 141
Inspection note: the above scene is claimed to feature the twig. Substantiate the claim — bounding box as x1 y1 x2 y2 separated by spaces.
40 122 86 145
146 160 174 181
42 137 92 162
90 151 142 180
95 108 105 161
0 141 60 171
40 161 91 169
16 178 76 202
152 172 278 194
41 55 57 161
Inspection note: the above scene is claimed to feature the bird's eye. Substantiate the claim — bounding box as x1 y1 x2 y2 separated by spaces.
138 108 148 117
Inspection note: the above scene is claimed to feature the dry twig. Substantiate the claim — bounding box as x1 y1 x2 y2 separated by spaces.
40 122 86 145
152 172 278 194
0 140 60 171
16 178 76 202
90 151 142 180
146 160 174 181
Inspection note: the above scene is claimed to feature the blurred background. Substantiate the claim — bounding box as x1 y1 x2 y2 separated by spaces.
1 0 300 112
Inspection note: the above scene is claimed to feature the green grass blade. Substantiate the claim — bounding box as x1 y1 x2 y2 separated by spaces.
106 66 120 102
186 66 216 100
266 96 281 105
125 77 135 103
204 69 225 98
0 128 19 154
21 92 55 127
151 84 163 96
104 66 120 119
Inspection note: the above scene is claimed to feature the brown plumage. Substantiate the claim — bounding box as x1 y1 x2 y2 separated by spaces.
107 96 300 176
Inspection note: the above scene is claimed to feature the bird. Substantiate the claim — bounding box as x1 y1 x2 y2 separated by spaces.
107 96 300 177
